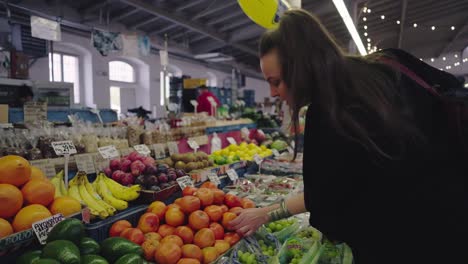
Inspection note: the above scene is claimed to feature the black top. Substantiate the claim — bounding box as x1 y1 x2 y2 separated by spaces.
302 51 467 263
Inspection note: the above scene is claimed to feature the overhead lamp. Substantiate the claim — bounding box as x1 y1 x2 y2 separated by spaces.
430 58 434 62
431 26 435 30
332 0 367 55
194 53 221 59
454 54 458 58
443 57 446 61
451 26 455 30
396 20 400 24
413 23 417 28
205 57 233 62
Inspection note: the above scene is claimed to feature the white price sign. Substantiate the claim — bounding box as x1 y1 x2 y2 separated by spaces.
153 144 166 159
254 154 263 165
287 147 294 154
30 159 56 178
226 169 239 181
98 145 120 159
187 140 199 151
167 142 179 156
177 176 194 190
51 141 77 156
32 214 65 245
207 173 221 186
272 149 280 157
74 154 96 174
134 144 151 156
226 137 237 145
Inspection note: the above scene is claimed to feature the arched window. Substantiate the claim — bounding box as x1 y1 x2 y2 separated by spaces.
49 52 80 104
109 61 135 83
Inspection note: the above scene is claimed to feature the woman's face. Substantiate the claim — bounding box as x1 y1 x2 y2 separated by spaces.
260 49 289 104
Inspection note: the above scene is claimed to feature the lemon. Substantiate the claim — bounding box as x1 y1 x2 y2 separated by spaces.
260 145 267 150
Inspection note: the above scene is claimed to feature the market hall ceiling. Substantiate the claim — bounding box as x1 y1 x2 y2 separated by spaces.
2 0 468 72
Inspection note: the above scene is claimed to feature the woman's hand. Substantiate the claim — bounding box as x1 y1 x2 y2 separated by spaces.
228 207 270 237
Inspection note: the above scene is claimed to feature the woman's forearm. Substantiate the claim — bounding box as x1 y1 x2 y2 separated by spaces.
263 193 307 221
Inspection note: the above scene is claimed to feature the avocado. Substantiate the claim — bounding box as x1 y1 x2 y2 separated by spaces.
79 237 100 255
16 250 42 264
115 253 144 264
47 218 85 245
81 254 109 264
100 237 143 263
41 240 80 264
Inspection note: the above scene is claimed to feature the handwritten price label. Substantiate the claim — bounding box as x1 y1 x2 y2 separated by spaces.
253 154 263 165
98 145 119 159
153 144 166 159
187 140 199 151
30 159 56 179
167 142 179 156
207 173 221 186
287 147 294 154
272 149 280 157
134 144 151 156
74 154 96 174
177 176 194 190
226 137 237 145
226 169 239 181
32 214 65 244
51 141 77 156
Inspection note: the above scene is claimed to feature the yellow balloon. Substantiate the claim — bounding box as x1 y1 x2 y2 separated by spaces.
237 0 290 29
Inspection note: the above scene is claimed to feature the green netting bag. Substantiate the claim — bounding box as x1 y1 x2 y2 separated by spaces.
277 237 317 264
317 240 354 264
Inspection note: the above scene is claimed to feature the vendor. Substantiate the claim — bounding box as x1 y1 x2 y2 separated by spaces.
229 9 466 264
196 85 220 116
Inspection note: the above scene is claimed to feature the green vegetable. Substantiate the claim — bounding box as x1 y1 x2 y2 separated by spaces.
79 237 100 255
34 259 61 264
47 218 85 245
41 240 80 264
81 254 109 264
115 253 144 264
16 250 42 264
100 237 143 263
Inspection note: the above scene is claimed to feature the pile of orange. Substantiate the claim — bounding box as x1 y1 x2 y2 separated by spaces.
0 155 80 239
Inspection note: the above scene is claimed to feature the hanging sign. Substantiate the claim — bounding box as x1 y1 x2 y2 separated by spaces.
51 141 77 156
31 16 61 41
187 140 199 152
254 154 263 165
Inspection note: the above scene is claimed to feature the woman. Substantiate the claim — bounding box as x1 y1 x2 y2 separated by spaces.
229 9 467 263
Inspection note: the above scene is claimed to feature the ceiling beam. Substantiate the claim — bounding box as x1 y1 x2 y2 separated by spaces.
171 30 192 40
206 10 243 26
191 1 238 20
192 41 226 54
176 0 205 12
398 0 407 48
438 18 468 56
220 18 251 32
111 7 140 23
120 0 257 56
149 23 178 36
128 16 160 29
229 25 263 42
79 0 111 14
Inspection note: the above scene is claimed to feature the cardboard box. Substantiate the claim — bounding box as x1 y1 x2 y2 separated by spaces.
0 104 8 123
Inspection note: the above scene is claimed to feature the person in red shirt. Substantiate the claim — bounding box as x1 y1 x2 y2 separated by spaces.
196 85 220 116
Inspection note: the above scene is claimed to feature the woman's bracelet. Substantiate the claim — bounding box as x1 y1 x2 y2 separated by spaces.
267 199 292 222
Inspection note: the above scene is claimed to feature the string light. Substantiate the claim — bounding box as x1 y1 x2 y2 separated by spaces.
396 20 400 24
381 15 385 20
367 38 371 42
430 58 434 62
442 57 446 61
454 54 458 58
367 8 371 13
363 17 367 21
364 25 367 30
431 26 435 30
451 26 455 30
363 7 367 13
413 23 418 28
364 32 368 36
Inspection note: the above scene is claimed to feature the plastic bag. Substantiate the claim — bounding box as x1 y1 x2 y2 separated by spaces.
230 237 268 264
277 237 316 264
317 241 354 264
261 217 300 243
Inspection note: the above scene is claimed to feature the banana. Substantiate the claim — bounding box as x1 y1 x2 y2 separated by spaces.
94 174 128 211
51 172 63 198
68 173 84 204
102 174 141 201
83 175 116 216
77 173 109 219
59 171 68 196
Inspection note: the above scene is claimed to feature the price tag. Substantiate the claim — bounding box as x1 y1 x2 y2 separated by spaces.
120 147 134 157
30 159 56 178
241 127 250 137
187 140 199 151
287 147 294 154
98 145 120 159
226 169 239 181
81 207 91 224
51 140 77 156
177 176 194 190
226 137 237 145
134 144 151 156
167 142 179 156
254 154 263 165
208 173 221 186
32 214 65 245
272 149 280 157
74 154 96 174
153 144 166 159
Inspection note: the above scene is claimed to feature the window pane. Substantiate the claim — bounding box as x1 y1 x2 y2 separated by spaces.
63 55 80 104
109 61 135 82
48 53 62 82
110 86 121 116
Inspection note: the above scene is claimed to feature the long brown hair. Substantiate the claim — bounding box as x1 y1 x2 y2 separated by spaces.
259 9 422 159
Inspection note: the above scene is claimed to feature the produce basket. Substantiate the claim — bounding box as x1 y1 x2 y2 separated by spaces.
137 184 181 204
84 204 148 242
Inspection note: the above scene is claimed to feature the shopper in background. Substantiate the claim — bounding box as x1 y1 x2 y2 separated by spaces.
196 85 221 116
229 9 467 264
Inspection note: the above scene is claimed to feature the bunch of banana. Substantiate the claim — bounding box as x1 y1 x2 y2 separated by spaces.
74 172 109 219
68 173 84 204
99 173 141 201
83 175 116 216
93 174 129 211
51 170 68 198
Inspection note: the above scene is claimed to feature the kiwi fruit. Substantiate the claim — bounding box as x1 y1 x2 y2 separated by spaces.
163 158 174 167
203 160 210 168
185 162 197 172
171 153 182 162
175 161 186 170
186 153 197 163
181 154 191 164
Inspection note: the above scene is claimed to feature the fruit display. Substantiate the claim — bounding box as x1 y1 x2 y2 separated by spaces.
67 172 140 219
16 218 145 264
104 151 188 191
0 155 82 238
169 152 214 173
237 250 259 264
210 142 273 165
109 185 253 263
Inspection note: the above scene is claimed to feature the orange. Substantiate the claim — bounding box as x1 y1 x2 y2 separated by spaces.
193 228 215 249
49 196 81 216
154 242 182 264
181 244 203 261
202 247 219 264
161 235 184 247
194 188 214 207
0 218 13 238
0 184 23 218
30 166 47 181
188 210 210 231
12 204 52 232
0 155 31 187
21 180 55 206
165 208 185 227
